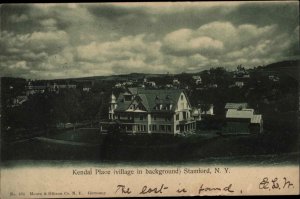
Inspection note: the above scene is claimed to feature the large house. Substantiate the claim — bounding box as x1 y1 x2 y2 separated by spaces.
101 88 196 135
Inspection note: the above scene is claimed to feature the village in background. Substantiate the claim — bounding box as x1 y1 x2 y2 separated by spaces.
1 59 299 163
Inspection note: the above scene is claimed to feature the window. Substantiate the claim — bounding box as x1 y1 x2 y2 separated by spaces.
152 125 157 131
165 116 171 121
159 125 164 131
118 114 120 120
140 115 143 120
167 125 171 132
128 115 131 120
183 112 187 120
154 115 157 120
181 95 184 100
127 125 132 131
176 125 179 131
176 114 179 121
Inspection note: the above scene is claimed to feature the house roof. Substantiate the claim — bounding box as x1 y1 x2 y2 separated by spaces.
115 93 132 111
128 87 138 94
225 103 248 109
251 114 262 124
115 88 183 113
226 108 254 119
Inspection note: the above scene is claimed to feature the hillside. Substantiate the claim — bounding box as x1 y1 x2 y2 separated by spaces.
260 59 300 81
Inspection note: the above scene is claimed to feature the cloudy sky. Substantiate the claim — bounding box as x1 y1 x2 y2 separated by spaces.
1 2 299 79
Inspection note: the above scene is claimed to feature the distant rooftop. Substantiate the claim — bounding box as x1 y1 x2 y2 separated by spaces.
225 103 248 109
226 108 254 119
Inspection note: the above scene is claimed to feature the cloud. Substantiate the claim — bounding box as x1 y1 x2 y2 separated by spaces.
163 28 224 56
9 14 29 23
39 18 57 31
76 34 165 74
0 3 299 79
162 21 287 68
1 30 69 54
9 61 29 70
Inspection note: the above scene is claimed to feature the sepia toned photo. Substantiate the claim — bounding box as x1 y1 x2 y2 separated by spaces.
1 1 299 197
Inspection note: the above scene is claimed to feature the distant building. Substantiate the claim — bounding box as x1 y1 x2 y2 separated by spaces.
83 87 91 92
165 84 173 88
25 84 46 96
12 95 28 107
191 104 214 121
225 103 248 111
191 108 201 121
192 76 202 85
114 83 122 88
192 75 201 80
233 70 250 79
101 87 196 135
200 104 214 116
145 81 156 87
47 83 76 92
208 84 218 88
25 81 76 95
123 81 133 86
173 78 180 86
234 81 244 88
223 103 263 134
268 75 280 82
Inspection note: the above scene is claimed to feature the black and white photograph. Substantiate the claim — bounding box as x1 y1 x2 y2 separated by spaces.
1 1 299 197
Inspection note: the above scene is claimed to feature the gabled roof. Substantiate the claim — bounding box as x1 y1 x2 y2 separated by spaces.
225 103 248 109
115 93 132 112
128 87 138 95
115 88 184 113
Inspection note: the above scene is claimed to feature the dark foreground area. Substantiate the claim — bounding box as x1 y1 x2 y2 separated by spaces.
1 129 299 165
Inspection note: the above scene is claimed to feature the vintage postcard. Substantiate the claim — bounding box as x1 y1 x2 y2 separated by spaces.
0 1 299 198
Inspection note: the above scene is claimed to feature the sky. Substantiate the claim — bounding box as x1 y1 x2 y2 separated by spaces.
1 2 299 79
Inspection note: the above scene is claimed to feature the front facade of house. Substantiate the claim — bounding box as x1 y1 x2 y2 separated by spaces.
223 103 263 134
101 88 196 135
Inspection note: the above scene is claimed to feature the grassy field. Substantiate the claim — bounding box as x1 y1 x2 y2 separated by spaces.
2 128 299 165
